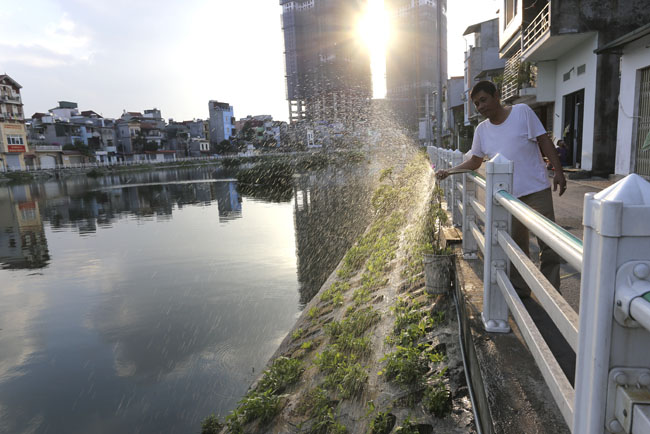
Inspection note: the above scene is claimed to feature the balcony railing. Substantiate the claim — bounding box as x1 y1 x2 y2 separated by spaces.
429 147 650 434
522 2 551 53
0 94 22 104
32 145 63 152
501 49 521 101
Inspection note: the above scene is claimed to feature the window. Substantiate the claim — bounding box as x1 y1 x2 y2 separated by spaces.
577 64 586 76
563 71 571 82
8 135 24 145
505 0 516 27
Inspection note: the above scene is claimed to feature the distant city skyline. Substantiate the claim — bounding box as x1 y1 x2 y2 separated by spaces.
0 0 498 123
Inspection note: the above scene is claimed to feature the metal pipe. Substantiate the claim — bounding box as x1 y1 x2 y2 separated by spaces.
498 230 579 351
469 172 486 190
471 221 485 254
452 284 484 434
496 269 575 427
470 197 486 223
630 297 650 335
496 190 583 271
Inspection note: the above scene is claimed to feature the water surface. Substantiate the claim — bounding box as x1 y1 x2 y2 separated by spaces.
0 166 372 433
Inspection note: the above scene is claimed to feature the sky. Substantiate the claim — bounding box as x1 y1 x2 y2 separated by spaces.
0 0 499 123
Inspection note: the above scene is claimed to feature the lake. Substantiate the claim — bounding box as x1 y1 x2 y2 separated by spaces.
0 165 372 433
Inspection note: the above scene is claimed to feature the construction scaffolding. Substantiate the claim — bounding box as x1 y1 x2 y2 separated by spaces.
280 0 372 126
385 0 447 141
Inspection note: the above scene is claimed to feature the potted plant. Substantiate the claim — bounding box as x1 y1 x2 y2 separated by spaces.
422 185 454 294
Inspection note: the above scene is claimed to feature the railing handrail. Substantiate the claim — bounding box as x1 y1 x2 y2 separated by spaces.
429 146 650 434
523 2 551 52
496 190 583 271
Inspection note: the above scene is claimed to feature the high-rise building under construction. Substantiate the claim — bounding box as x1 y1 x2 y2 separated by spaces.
280 0 371 125
385 0 447 141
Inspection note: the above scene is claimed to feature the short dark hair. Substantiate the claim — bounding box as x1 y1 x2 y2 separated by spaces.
470 80 498 99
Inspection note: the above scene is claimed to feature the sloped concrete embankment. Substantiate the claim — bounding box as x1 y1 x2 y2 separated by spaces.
218 152 475 433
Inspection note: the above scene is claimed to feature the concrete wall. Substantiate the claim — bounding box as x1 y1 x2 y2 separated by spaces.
615 34 650 176
552 33 598 170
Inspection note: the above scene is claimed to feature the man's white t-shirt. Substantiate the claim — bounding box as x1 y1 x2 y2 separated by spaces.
470 104 549 198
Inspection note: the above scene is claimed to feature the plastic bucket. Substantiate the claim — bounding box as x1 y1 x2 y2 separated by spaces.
423 253 454 294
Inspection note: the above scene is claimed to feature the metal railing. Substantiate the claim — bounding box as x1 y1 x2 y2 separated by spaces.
428 146 650 434
522 1 551 53
501 49 521 101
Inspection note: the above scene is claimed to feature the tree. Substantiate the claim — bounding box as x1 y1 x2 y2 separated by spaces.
215 139 236 155
241 121 255 142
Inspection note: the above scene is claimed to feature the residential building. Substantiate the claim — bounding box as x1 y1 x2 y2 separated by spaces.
595 24 650 179
385 0 447 144
0 75 29 171
462 18 505 126
188 138 211 157
208 101 235 146
444 76 472 151
280 0 372 125
26 114 62 169
498 0 650 175
115 113 141 157
165 122 191 156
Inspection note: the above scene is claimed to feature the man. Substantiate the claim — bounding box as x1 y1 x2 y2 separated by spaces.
436 80 567 296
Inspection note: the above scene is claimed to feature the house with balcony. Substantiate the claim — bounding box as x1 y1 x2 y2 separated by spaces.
498 0 650 175
0 75 29 171
462 18 506 127
115 116 141 158
595 23 650 179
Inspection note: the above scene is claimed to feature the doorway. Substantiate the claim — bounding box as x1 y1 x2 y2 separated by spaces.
562 89 584 168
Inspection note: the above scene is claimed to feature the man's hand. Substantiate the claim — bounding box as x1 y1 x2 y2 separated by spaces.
435 169 449 180
553 171 567 196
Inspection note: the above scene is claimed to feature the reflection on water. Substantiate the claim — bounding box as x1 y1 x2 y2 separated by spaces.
0 165 372 433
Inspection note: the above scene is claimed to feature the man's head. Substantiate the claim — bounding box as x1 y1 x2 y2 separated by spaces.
470 80 501 120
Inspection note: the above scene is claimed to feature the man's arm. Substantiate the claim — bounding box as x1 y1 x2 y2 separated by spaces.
537 134 567 196
435 154 483 180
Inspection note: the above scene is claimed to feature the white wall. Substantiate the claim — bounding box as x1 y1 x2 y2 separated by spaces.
536 60 556 102
615 34 650 175
552 33 598 170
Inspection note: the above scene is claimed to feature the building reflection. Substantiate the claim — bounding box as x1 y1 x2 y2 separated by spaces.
0 185 50 269
293 168 373 304
0 169 243 269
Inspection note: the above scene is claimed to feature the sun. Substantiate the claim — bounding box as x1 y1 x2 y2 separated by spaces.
357 0 390 99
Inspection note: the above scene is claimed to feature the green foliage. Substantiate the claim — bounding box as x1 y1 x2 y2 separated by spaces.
257 357 304 394
226 389 280 432
309 306 320 319
301 340 314 351
315 347 368 399
423 378 452 418
323 307 380 352
224 357 303 431
292 328 305 341
321 281 350 306
200 414 223 434
300 387 348 434
379 345 430 387
394 416 420 434
369 411 396 434
378 167 394 184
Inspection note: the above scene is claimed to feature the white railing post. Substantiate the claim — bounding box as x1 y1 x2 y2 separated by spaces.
482 154 513 333
461 169 478 259
451 150 463 226
427 146 435 168
442 149 453 212
574 174 650 434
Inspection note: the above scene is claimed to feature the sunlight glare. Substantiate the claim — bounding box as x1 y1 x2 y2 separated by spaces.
358 0 390 99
